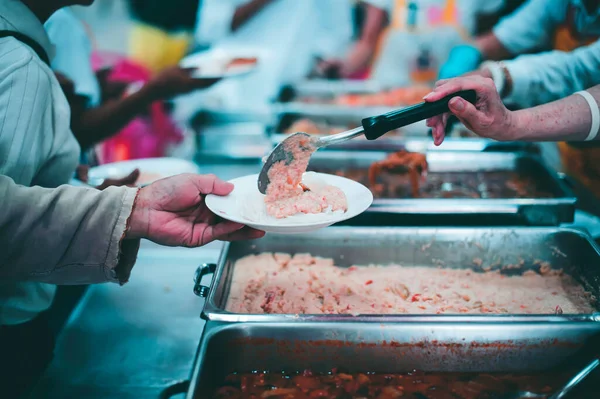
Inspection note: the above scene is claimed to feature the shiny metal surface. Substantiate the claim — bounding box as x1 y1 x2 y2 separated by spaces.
550 358 600 399
185 321 600 398
199 226 600 323
270 110 540 152
30 241 223 399
275 79 388 108
308 151 576 225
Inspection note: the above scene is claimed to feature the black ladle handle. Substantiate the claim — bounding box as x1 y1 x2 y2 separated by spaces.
361 90 477 140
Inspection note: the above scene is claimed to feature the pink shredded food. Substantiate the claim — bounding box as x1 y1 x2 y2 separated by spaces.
264 135 347 218
226 253 595 315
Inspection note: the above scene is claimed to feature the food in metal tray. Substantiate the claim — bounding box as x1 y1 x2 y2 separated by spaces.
296 86 431 107
311 151 555 199
213 369 576 399
368 151 428 198
264 135 347 218
226 253 595 315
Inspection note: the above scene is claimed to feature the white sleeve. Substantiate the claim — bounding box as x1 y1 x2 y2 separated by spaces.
492 0 568 55
504 40 600 109
45 9 101 107
0 46 54 186
194 0 240 45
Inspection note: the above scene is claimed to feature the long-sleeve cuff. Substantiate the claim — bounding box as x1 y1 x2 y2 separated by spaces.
502 59 531 108
106 187 140 284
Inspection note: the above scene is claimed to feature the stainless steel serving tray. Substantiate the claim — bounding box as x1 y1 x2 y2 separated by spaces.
194 227 600 323
307 151 574 225
184 321 600 397
269 110 540 153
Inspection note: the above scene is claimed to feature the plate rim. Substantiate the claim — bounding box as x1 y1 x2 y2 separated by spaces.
205 172 373 230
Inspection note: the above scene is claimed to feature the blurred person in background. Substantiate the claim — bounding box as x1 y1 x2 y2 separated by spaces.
45 8 220 169
194 0 276 49
437 0 600 199
315 0 509 86
127 0 199 74
0 1 227 396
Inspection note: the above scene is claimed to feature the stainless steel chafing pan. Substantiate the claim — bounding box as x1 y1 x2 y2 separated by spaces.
305 151 575 225
194 227 599 322
185 321 600 398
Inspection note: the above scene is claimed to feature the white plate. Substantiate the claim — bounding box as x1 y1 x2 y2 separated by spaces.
88 158 200 187
205 173 373 234
180 48 260 79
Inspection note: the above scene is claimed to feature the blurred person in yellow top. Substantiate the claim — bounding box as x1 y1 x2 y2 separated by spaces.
126 0 200 74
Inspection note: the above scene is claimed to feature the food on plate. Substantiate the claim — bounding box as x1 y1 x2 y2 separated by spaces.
214 369 572 399
264 135 348 218
226 57 257 71
226 253 594 315
368 150 428 198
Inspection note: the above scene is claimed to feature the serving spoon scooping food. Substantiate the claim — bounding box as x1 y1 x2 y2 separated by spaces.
257 90 476 194
502 358 599 399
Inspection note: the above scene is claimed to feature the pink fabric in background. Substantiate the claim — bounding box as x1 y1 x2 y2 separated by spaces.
91 52 183 163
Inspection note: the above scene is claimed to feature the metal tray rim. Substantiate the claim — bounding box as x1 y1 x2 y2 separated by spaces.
200 226 600 323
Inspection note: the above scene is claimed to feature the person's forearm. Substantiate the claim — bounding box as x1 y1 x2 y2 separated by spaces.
475 32 512 61
72 85 158 149
0 176 140 284
510 86 600 142
342 4 386 76
231 0 273 31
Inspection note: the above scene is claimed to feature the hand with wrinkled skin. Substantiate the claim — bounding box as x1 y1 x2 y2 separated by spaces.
126 174 265 247
424 76 516 146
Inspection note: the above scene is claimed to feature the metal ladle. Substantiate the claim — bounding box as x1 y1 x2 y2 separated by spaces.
504 358 599 399
257 90 476 194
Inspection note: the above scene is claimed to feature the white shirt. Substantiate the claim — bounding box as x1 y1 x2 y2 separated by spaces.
45 8 101 107
504 40 600 108
195 0 353 58
491 0 600 108
0 0 80 325
194 0 248 47
493 0 570 56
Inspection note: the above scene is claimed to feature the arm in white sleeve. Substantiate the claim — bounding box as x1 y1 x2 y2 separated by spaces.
504 40 600 109
492 0 568 55
45 9 100 106
0 175 141 285
194 0 239 46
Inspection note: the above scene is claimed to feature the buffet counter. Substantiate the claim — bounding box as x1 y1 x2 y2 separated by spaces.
30 156 600 398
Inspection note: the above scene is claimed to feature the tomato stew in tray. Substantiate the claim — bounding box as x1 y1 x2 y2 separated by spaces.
213 369 590 399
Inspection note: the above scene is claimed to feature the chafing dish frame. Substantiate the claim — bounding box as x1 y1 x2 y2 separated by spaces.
305 151 575 226
194 226 600 323
185 319 600 398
